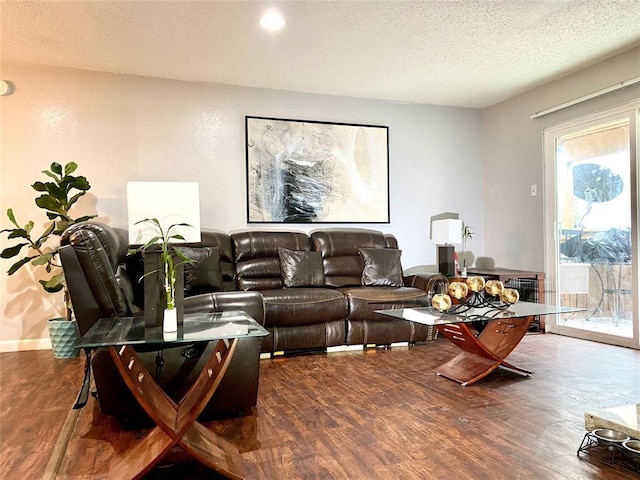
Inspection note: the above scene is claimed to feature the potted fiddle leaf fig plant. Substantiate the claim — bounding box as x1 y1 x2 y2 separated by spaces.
1 161 96 358
135 218 194 333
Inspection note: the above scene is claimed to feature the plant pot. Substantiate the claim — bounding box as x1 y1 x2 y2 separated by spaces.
163 308 178 333
47 317 80 359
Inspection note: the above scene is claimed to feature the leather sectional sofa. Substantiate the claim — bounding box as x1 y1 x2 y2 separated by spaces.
127 226 447 353
229 229 447 353
61 222 446 426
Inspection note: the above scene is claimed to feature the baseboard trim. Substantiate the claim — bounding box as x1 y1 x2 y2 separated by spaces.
0 338 52 353
259 341 412 359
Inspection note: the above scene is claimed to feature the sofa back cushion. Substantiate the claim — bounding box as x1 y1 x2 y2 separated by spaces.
311 229 399 287
232 231 312 291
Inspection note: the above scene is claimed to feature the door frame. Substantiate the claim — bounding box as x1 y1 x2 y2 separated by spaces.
543 100 640 349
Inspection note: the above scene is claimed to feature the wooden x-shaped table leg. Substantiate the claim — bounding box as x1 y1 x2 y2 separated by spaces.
435 316 535 386
107 338 245 479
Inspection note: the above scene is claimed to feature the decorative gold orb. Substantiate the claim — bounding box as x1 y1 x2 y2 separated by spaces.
466 275 486 292
448 281 469 299
500 288 520 304
485 280 504 296
432 293 452 312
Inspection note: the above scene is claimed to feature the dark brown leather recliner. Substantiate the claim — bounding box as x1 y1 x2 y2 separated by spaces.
60 221 265 428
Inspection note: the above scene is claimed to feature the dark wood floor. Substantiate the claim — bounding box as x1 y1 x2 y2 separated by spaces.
1 333 639 479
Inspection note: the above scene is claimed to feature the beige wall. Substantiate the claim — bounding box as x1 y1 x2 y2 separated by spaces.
0 63 483 350
481 47 640 271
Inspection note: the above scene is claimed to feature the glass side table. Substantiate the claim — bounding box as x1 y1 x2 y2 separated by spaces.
77 311 268 480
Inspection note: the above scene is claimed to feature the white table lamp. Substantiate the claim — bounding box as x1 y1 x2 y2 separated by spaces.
127 181 201 244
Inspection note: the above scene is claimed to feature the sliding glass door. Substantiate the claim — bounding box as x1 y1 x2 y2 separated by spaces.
544 101 639 348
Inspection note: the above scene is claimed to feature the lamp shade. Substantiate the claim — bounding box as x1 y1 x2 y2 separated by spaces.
127 181 201 244
431 218 463 245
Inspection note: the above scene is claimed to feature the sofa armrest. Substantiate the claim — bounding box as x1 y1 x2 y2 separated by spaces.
183 291 265 325
404 273 449 298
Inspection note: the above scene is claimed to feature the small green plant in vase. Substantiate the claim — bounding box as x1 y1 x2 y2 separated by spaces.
461 225 475 276
135 218 194 332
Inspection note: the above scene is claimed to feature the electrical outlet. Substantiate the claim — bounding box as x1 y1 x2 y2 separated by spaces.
531 184 537 196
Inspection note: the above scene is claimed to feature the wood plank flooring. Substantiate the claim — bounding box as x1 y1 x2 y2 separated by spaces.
1 333 639 479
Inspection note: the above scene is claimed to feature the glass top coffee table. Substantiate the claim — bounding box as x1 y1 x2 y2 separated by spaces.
378 302 580 386
77 311 268 480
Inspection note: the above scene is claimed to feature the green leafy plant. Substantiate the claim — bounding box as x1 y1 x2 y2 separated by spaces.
1 162 96 318
135 218 194 311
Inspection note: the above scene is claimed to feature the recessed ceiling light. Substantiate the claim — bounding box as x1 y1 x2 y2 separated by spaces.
260 11 286 31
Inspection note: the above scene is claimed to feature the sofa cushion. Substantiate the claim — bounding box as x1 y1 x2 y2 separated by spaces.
278 247 324 287
259 288 347 328
341 286 435 345
341 286 428 321
359 248 403 287
176 246 223 295
260 320 346 352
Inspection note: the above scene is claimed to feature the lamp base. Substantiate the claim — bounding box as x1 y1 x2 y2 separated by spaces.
437 245 456 277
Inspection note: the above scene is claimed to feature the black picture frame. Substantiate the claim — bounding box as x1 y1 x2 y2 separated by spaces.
245 116 390 223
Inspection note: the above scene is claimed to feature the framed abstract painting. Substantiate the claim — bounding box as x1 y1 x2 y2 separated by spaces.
245 116 389 223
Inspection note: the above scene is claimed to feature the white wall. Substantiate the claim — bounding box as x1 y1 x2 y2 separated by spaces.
482 47 640 271
0 62 483 349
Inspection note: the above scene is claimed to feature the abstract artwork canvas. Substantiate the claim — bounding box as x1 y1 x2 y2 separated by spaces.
246 116 389 223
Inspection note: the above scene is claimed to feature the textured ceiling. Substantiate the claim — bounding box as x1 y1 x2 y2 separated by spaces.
1 1 640 108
